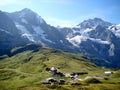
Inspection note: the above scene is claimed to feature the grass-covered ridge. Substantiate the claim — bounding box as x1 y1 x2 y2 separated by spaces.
0 45 120 90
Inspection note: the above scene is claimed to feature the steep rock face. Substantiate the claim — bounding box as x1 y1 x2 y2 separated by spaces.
6 8 72 51
0 11 29 55
60 18 120 67
77 18 112 29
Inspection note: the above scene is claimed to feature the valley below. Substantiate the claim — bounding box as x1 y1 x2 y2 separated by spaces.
0 45 120 90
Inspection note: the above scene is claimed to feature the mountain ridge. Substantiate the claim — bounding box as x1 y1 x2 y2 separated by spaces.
0 8 120 68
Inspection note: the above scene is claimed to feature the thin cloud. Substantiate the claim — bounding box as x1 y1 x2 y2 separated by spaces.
0 0 16 6
38 0 73 5
0 0 30 6
43 17 75 27
74 6 119 24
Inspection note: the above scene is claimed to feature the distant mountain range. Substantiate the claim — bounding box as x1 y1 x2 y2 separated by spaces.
0 8 120 68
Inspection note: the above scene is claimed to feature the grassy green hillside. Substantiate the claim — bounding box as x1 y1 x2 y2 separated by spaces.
0 45 120 90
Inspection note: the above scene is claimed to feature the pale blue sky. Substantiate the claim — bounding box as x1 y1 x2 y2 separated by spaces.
0 0 120 26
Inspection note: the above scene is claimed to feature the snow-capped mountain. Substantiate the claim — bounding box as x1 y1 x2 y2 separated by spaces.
4 8 72 52
58 18 120 67
7 8 48 43
108 24 120 38
60 18 114 47
77 18 112 29
0 10 29 55
0 8 120 68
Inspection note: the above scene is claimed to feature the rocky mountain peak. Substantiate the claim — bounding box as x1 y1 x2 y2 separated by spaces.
12 8 45 25
77 18 112 29
20 8 32 13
